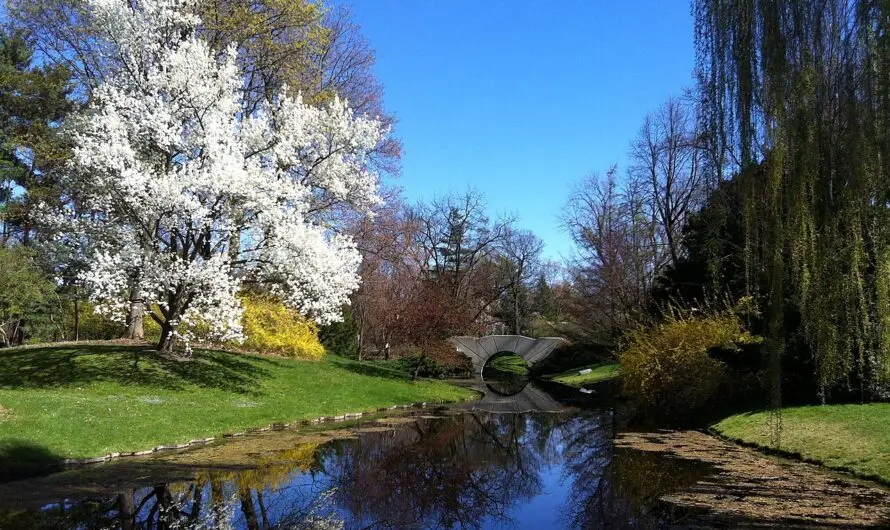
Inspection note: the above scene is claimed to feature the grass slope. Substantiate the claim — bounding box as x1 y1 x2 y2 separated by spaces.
713 403 890 483
0 343 474 463
548 362 620 388
484 355 529 377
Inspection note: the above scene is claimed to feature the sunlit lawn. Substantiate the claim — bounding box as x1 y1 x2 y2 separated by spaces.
0 343 474 466
548 362 620 388
485 355 529 377
713 403 890 483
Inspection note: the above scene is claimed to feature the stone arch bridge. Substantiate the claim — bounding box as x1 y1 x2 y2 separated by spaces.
448 335 567 379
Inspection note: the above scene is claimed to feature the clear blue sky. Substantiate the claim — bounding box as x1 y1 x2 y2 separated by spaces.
340 0 695 260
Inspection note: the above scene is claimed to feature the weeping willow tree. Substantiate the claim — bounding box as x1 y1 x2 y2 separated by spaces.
693 0 890 404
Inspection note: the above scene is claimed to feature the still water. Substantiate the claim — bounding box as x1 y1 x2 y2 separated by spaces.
0 382 713 529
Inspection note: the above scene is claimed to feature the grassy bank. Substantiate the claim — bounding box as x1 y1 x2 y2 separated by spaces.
485 355 529 377
0 343 474 466
547 362 620 388
712 403 890 483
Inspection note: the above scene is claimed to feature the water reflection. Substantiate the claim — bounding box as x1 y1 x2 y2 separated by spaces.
557 414 713 529
0 403 712 529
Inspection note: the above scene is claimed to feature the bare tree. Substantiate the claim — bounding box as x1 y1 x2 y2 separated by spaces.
410 189 516 328
562 167 660 336
344 189 540 369
498 229 544 335
349 190 420 359
628 96 707 265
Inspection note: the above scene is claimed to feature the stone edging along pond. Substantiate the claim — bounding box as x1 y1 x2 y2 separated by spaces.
60 395 480 467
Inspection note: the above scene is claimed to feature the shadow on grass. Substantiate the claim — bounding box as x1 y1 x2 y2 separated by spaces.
0 344 269 394
325 356 413 382
0 440 63 481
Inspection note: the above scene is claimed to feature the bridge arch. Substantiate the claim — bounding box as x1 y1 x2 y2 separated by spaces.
448 335 567 379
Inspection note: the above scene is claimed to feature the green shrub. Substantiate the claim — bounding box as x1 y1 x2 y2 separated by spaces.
318 305 359 358
392 354 471 379
0 246 64 346
72 300 127 341
619 298 761 421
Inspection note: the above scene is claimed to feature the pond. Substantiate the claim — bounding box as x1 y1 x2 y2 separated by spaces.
0 379 889 529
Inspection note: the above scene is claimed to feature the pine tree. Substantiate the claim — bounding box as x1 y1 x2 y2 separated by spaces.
0 29 72 246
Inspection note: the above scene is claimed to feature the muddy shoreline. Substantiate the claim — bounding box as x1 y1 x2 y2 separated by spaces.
618 429 890 528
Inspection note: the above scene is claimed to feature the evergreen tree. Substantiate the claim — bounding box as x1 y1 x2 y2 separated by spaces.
532 272 557 320
0 29 73 246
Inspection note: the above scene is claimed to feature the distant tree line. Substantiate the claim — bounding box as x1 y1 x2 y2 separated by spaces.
322 188 569 374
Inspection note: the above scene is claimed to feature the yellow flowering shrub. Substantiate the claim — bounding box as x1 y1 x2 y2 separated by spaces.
619 298 761 420
238 295 325 359
68 295 324 360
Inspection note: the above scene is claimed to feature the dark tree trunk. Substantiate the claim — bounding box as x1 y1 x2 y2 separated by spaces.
240 490 260 530
514 287 520 335
188 483 203 524
157 321 174 353
257 491 269 529
117 491 135 530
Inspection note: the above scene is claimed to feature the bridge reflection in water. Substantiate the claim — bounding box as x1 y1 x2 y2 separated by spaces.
452 380 570 413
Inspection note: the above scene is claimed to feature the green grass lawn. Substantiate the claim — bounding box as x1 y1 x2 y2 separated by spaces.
484 355 529 377
713 403 890 483
548 362 620 388
0 343 474 465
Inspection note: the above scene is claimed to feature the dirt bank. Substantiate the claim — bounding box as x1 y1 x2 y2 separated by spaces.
618 429 890 528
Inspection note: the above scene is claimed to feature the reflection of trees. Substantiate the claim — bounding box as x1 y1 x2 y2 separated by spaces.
318 413 560 529
4 483 239 530
116 483 238 530
557 411 711 529
0 410 705 529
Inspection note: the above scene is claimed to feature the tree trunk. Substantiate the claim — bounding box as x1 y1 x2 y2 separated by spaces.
240 491 260 530
73 298 80 342
117 491 135 530
124 286 144 340
228 216 242 262
257 491 269 529
514 287 520 335
188 484 203 525
12 317 24 346
412 353 426 381
157 321 174 353
357 312 365 361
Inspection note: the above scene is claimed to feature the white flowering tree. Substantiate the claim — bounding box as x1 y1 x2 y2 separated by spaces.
64 0 386 352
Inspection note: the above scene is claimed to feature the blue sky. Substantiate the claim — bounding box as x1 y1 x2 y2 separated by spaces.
340 0 695 259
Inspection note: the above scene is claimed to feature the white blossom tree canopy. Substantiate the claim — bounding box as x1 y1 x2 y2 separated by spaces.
66 0 387 351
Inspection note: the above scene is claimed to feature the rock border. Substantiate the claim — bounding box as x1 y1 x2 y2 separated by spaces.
59 395 478 467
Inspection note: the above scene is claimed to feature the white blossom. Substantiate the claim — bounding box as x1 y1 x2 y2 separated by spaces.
63 0 386 349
